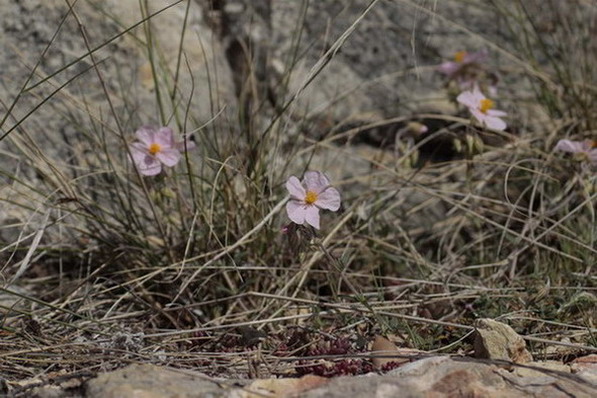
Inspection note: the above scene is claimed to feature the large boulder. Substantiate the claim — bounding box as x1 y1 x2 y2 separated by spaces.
0 0 236 244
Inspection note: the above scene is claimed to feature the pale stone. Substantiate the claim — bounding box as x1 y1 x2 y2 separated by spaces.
0 0 237 237
513 360 572 378
85 364 229 398
241 375 328 398
474 318 533 363
29 358 597 397
570 355 597 385
301 356 596 398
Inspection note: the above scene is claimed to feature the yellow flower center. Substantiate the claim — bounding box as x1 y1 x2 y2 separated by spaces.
454 51 467 63
591 140 597 149
148 142 162 155
479 98 494 113
304 190 318 205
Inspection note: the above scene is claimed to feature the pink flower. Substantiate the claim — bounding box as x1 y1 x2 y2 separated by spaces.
286 171 341 229
438 50 488 78
555 139 597 166
129 126 195 176
457 86 507 131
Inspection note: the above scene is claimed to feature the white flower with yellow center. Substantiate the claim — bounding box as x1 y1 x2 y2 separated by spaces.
457 86 507 131
286 171 341 230
555 139 597 166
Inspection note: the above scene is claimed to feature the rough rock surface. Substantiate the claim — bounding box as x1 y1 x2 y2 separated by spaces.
570 355 597 385
238 375 329 398
474 318 533 363
85 364 233 398
302 356 596 398
201 0 524 136
0 0 236 244
0 0 235 136
29 358 597 398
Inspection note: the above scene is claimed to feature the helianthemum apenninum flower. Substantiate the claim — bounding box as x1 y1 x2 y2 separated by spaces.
286 171 341 229
438 49 488 79
555 139 597 166
457 85 507 131
130 126 195 176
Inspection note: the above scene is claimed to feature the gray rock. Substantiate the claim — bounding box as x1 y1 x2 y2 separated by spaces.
570 355 597 385
195 0 522 138
474 318 533 364
0 0 236 135
267 0 510 121
27 357 597 398
301 356 595 398
85 364 230 398
0 0 236 240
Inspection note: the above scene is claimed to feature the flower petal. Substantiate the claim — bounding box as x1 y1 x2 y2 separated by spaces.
132 151 162 176
582 140 595 151
304 206 321 229
316 187 341 211
286 176 306 200
303 171 331 194
487 109 507 117
130 148 147 168
176 137 196 152
472 85 484 99
130 142 148 156
463 49 488 64
156 148 181 167
437 61 460 76
135 126 157 145
456 90 479 109
470 109 488 124
468 109 506 131
286 200 307 225
555 139 586 153
139 161 162 176
483 115 507 131
155 127 175 149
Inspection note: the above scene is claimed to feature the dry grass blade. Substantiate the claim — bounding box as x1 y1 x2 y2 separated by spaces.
10 209 51 284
